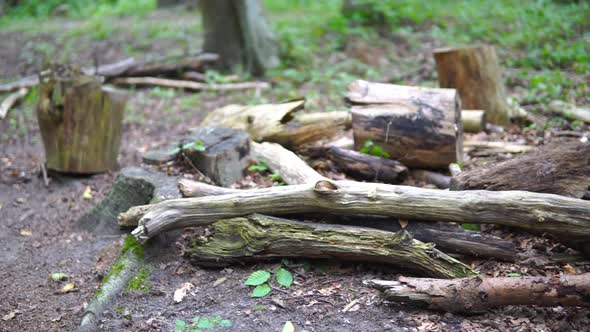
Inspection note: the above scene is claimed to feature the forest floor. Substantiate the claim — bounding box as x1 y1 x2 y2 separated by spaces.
1 2 590 332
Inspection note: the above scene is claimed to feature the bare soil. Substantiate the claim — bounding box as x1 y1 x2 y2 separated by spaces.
1 10 590 332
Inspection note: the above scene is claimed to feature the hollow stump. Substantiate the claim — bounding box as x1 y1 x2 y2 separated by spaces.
37 65 127 174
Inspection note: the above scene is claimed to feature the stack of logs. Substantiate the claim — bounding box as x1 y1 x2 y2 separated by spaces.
93 45 590 313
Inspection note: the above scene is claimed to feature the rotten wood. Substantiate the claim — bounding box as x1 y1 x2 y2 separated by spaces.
434 45 511 125
409 170 451 189
127 178 590 243
452 141 590 198
326 146 408 183
185 214 476 278
347 80 463 169
0 87 28 119
37 65 126 173
367 274 590 313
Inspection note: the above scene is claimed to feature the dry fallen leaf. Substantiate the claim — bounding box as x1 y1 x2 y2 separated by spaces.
173 282 194 303
82 186 93 200
61 283 76 293
399 219 408 228
213 277 227 287
563 264 577 275
19 229 32 237
2 310 17 321
282 321 295 332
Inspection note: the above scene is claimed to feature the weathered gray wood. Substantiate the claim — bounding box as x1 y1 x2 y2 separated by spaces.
367 274 590 313
326 146 408 183
452 141 590 198
462 110 486 133
79 167 180 234
347 80 463 169
128 179 590 243
186 214 476 278
410 170 451 189
143 127 250 186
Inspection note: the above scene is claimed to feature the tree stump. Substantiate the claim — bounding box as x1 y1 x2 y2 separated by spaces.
434 45 511 125
37 65 126 174
347 80 463 169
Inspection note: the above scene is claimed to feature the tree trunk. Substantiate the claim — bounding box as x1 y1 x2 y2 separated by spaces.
347 80 463 169
37 65 126 174
199 0 279 76
185 214 476 278
434 45 511 125
367 274 590 313
326 146 408 183
128 179 590 243
452 141 590 198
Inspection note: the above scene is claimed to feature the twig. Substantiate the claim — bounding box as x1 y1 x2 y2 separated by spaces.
40 162 49 187
112 77 270 91
0 88 28 119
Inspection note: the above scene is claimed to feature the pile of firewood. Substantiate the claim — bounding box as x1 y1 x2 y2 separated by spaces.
86 45 590 313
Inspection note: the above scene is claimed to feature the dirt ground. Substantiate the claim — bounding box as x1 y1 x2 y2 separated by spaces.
1 8 590 332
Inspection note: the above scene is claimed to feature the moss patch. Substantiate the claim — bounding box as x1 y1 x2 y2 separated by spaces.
127 267 151 292
121 235 144 259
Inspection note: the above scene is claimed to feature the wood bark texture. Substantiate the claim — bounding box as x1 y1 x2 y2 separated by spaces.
200 0 279 75
452 141 590 198
185 214 476 278
128 179 590 243
347 80 463 169
367 274 590 313
37 65 126 173
326 146 408 183
434 45 511 125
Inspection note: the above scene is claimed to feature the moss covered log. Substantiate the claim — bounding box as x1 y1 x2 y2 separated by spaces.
186 214 476 278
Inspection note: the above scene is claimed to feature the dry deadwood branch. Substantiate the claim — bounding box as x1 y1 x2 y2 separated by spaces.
326 146 408 183
366 273 590 313
463 140 534 154
200 100 349 148
462 110 486 133
0 87 28 119
112 77 270 91
184 214 477 278
548 100 590 123
175 180 517 261
347 80 463 169
434 45 511 125
127 179 590 243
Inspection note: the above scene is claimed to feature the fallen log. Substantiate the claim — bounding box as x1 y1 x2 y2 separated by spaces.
409 170 451 189
128 179 590 243
434 45 511 125
112 77 270 91
366 273 590 313
185 214 476 278
548 100 590 123
175 180 517 261
452 141 590 198
347 80 463 169
462 110 486 133
326 146 408 183
200 100 348 147
0 87 28 119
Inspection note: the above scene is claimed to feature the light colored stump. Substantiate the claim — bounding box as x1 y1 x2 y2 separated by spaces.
434 45 511 125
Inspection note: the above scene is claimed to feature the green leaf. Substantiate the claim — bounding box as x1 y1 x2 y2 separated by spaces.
193 140 206 152
275 268 293 288
50 272 68 282
363 140 374 149
251 283 272 298
219 319 233 327
507 273 522 277
182 142 195 150
196 317 215 329
462 223 481 231
175 320 187 332
268 173 282 181
282 321 295 332
248 162 269 172
245 270 271 286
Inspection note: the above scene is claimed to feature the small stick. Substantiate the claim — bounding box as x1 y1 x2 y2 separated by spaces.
40 162 49 187
113 77 270 91
0 87 28 119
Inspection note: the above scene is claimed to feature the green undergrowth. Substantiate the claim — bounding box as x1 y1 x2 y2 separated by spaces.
127 267 151 291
